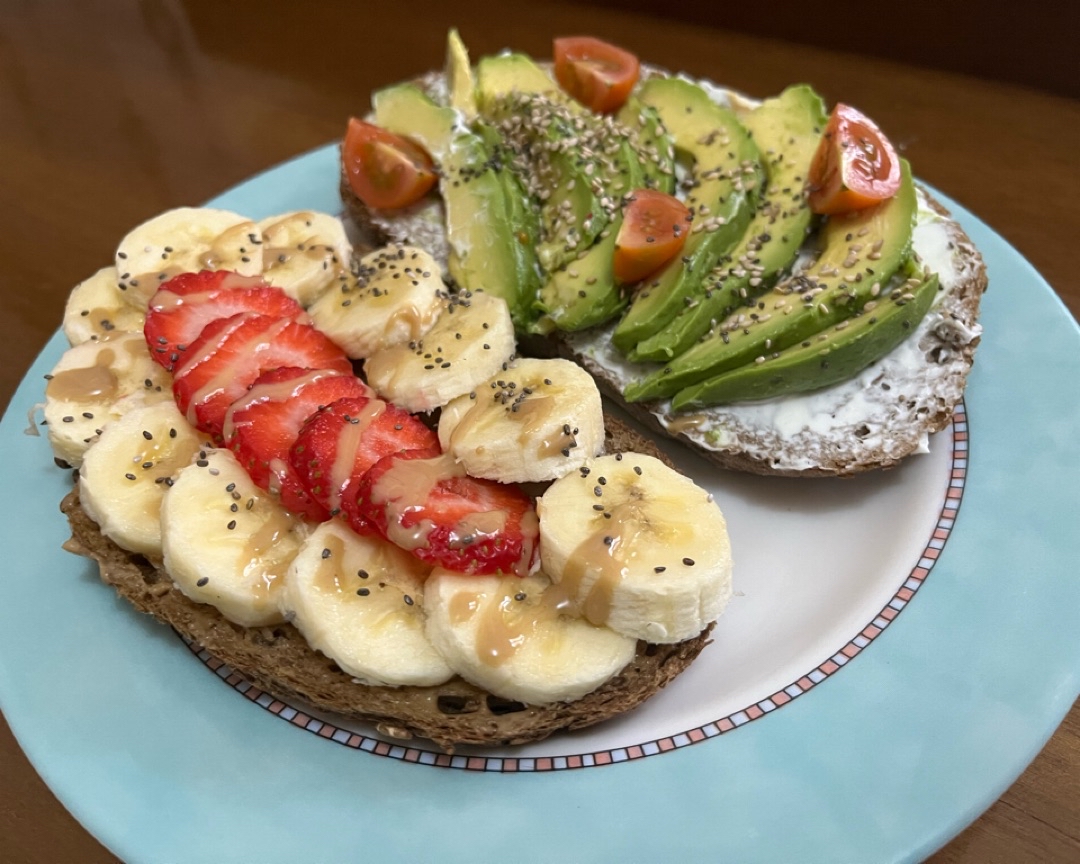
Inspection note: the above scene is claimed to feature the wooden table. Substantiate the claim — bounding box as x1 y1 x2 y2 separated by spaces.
1 1 1076 860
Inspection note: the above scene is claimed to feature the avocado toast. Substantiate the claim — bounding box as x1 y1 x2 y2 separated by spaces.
341 34 987 476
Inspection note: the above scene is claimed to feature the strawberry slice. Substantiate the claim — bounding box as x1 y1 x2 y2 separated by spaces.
227 367 373 521
144 270 307 371
172 312 352 439
290 396 439 527
354 448 540 575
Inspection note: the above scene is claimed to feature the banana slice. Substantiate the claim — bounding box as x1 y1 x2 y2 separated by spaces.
63 266 145 345
258 211 353 307
424 568 637 704
282 520 454 687
537 452 733 644
308 245 447 359
44 332 173 468
438 357 605 483
363 290 516 413
161 448 304 627
115 207 263 308
79 402 207 558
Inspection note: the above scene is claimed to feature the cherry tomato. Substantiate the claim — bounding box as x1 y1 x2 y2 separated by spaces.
343 118 437 210
808 103 901 215
613 189 692 285
553 36 640 114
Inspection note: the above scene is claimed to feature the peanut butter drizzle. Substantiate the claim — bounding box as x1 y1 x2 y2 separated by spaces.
311 533 348 593
221 368 333 442
262 213 349 280
450 390 564 461
515 396 564 459
186 317 293 424
557 498 676 627
371 453 465 551
46 348 120 402
666 412 709 434
197 221 259 271
449 574 566 667
240 495 295 596
385 302 436 342
327 400 385 513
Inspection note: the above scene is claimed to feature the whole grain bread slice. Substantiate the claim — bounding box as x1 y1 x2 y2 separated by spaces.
60 416 713 752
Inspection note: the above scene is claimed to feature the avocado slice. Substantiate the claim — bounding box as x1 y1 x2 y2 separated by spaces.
474 53 615 275
631 85 827 361
373 83 540 326
672 264 938 408
625 159 918 402
533 98 675 333
445 29 477 118
611 77 762 353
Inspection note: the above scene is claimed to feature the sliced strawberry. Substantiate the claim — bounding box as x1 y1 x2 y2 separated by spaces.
354 448 540 575
290 396 439 527
227 367 373 521
144 270 307 371
172 312 352 439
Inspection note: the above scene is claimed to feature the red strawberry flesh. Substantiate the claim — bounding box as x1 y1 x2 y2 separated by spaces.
227 367 373 521
144 270 307 371
172 312 352 439
290 396 439 528
354 448 539 575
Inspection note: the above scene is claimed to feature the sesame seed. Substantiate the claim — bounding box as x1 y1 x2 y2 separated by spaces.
197 577 209 587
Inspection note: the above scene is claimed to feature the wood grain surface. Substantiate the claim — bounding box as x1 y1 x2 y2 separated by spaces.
0 1 1076 861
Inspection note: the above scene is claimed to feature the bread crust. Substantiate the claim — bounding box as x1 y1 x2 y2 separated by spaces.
61 416 713 751
344 72 987 477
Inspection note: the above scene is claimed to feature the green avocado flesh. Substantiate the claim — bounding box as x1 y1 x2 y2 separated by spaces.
624 159 918 404
476 54 610 274
532 102 672 333
373 83 539 326
672 265 938 408
610 77 763 353
630 85 827 362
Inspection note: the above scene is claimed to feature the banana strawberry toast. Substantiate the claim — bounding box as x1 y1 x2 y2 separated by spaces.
341 33 987 476
48 210 731 749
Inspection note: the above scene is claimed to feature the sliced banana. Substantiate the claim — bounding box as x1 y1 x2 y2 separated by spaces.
258 210 352 307
424 568 637 704
115 207 263 308
438 357 604 483
363 290 516 413
79 401 207 559
537 452 733 644
63 266 145 345
308 245 447 359
44 332 173 468
282 520 453 687
161 448 304 627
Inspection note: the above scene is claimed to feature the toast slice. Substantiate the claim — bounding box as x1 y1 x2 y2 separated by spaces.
341 70 988 477
61 415 713 751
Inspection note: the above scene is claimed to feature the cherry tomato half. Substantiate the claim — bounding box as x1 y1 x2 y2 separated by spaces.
808 103 901 215
343 118 438 210
553 36 640 115
613 189 692 285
